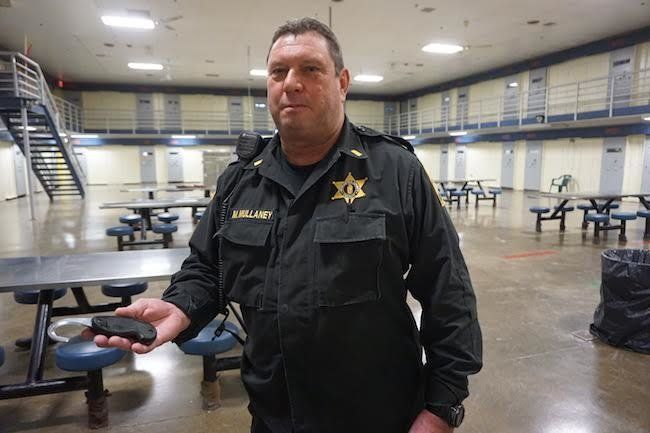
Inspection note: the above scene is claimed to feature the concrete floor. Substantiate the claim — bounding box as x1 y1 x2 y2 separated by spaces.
0 186 649 433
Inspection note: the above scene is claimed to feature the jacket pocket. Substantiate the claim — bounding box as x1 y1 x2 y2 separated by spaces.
218 219 273 307
313 213 386 307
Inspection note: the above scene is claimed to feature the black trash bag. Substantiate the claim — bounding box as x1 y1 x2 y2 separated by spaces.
590 249 650 354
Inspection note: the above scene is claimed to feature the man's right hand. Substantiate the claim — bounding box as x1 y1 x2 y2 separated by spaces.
83 298 191 354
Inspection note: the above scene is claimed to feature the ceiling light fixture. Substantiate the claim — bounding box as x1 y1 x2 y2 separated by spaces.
643 116 650 121
172 135 196 139
128 62 163 70
101 15 155 29
17 126 37 131
449 131 468 136
421 43 464 54
250 69 267 77
254 103 267 108
71 134 99 139
508 82 519 88
402 135 416 140
354 74 384 83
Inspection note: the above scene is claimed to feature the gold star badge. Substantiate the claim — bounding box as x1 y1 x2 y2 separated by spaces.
331 172 367 204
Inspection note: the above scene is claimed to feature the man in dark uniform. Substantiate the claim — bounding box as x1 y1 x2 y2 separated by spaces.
93 17 482 433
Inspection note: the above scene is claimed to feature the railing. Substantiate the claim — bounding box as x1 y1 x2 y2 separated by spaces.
0 52 85 183
388 67 650 136
54 95 82 132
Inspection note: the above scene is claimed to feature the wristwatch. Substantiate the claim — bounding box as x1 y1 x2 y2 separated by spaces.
425 403 465 427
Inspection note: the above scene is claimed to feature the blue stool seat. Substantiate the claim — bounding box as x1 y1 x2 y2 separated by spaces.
446 187 457 192
119 214 142 225
0 346 5 367
14 288 67 304
585 213 610 223
489 189 502 195
180 321 239 356
555 205 574 212
152 223 178 234
157 213 179 223
577 203 595 210
450 190 465 197
194 211 204 221
611 212 637 221
599 202 620 209
101 282 148 298
106 226 134 237
529 206 550 214
56 336 126 372
637 210 650 218
470 189 485 195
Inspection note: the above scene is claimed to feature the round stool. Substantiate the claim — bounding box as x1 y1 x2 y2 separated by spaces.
180 321 240 410
119 214 142 225
193 211 204 224
14 288 67 304
106 226 134 251
611 212 637 242
101 282 148 305
157 212 179 223
530 207 550 232
637 210 650 239
585 213 610 239
56 336 126 428
152 223 178 248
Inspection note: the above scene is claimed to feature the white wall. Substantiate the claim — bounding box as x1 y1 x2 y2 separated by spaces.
84 145 141 185
540 138 604 192
465 141 502 186
414 144 440 180
513 140 527 190
0 140 17 199
623 135 645 192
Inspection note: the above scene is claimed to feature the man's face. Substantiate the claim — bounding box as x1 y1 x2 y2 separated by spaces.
266 31 349 139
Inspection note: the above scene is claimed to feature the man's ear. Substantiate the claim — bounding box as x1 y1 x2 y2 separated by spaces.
338 68 350 102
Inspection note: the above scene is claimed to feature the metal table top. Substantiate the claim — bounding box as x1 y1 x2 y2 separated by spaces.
433 178 496 183
100 197 211 210
540 191 650 200
0 248 190 292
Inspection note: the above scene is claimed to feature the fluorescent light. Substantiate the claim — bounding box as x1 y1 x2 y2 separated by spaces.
422 43 464 54
508 82 519 88
59 132 67 137
71 134 98 139
254 103 267 108
101 15 155 30
172 135 195 139
449 131 468 137
354 74 384 83
128 62 163 71
250 69 267 77
443 97 451 102
17 126 37 131
643 116 650 121
402 135 416 140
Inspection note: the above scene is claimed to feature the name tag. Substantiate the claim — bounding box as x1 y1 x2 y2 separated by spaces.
231 209 274 220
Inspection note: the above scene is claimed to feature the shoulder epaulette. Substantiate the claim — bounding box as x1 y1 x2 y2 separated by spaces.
353 124 414 153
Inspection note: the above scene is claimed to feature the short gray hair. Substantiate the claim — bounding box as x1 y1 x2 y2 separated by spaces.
267 17 345 75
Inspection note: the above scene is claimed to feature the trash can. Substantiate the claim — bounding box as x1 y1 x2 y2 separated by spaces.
590 249 650 354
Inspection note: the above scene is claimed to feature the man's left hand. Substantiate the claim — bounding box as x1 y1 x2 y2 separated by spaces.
408 410 453 433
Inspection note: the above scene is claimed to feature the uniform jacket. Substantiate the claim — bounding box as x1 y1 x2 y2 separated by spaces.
163 118 482 433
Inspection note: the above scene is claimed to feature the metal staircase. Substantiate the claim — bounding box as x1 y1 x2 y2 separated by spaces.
0 52 85 200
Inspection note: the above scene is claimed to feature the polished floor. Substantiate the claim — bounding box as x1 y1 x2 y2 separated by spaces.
0 186 649 433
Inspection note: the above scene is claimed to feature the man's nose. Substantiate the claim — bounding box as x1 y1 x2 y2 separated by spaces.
283 69 303 93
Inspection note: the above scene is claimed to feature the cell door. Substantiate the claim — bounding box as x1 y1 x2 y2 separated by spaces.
139 146 157 184
503 75 520 121
13 144 26 196
441 92 451 129
642 136 650 193
527 68 547 118
164 94 181 132
384 101 397 134
74 149 88 177
455 145 466 179
524 141 542 191
609 47 635 109
136 94 154 131
457 87 469 127
599 137 626 194
440 145 449 180
408 99 418 132
399 100 409 133
229 96 244 133
252 97 270 133
167 149 184 183
501 142 515 189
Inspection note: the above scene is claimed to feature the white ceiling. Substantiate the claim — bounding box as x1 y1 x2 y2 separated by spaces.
0 0 649 96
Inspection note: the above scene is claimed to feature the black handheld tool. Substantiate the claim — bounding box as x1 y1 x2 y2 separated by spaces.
48 315 157 345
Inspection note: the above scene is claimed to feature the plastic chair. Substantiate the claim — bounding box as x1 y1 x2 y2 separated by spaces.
549 174 572 192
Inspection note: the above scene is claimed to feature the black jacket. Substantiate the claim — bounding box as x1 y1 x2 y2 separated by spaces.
162 119 482 433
